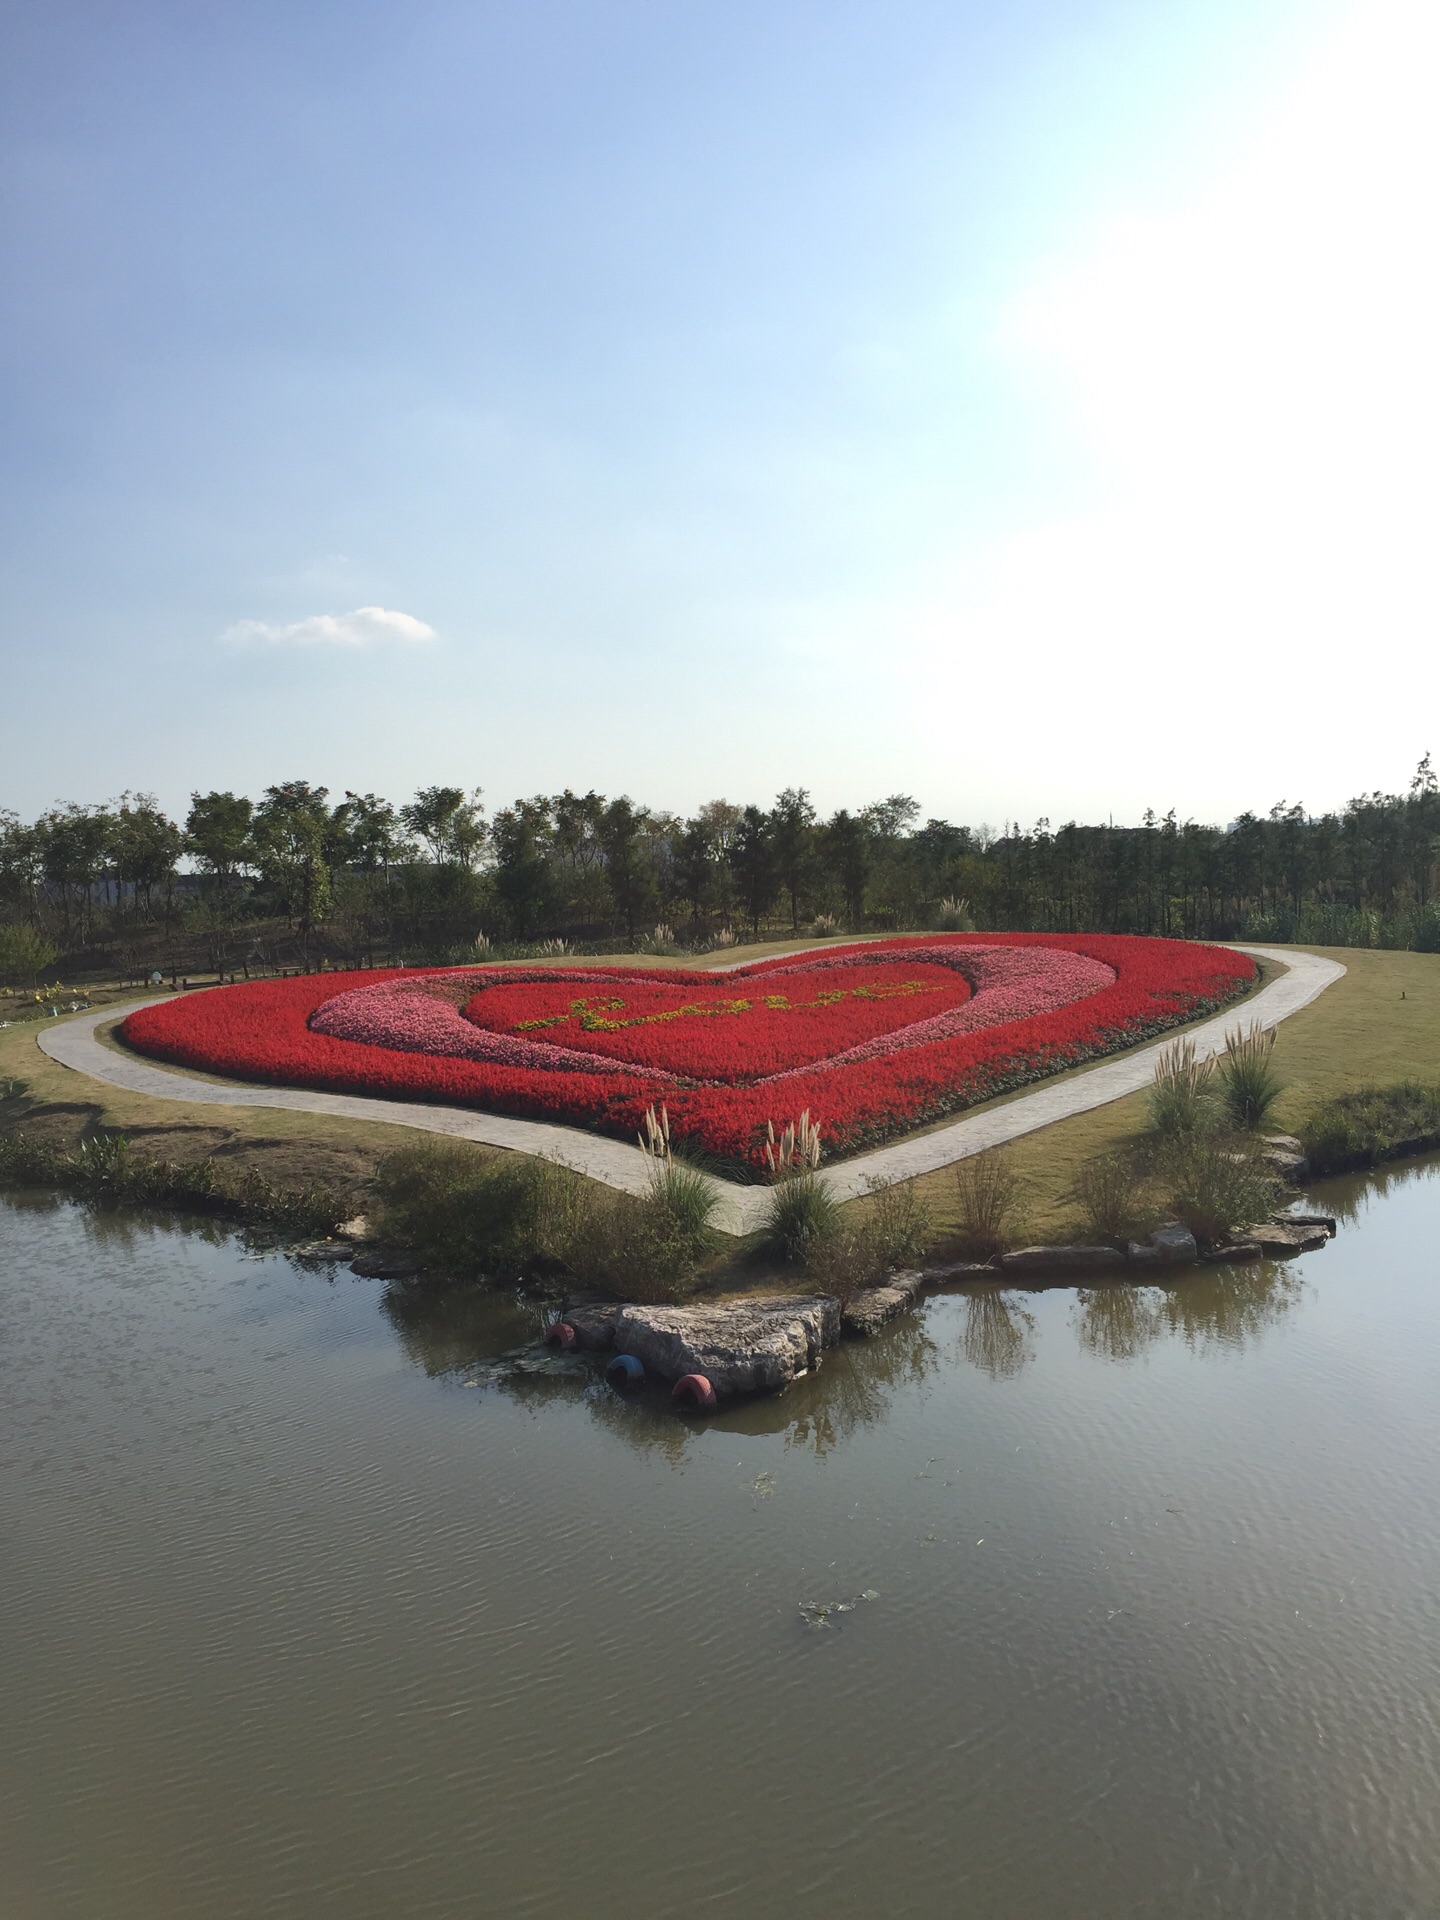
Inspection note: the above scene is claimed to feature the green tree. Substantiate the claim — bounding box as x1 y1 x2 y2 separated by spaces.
491 798 556 939
600 796 656 942
109 794 182 924
399 787 487 868
728 805 776 936
675 816 717 927
770 787 816 932
250 782 333 963
38 803 113 948
186 792 255 902
822 809 869 927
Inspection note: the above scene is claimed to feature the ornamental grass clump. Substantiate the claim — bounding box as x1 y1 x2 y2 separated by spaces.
1149 1036 1216 1139
764 1174 839 1264
561 1121 718 1305
935 895 975 932
1067 1150 1158 1247
952 1148 1027 1259
1215 1022 1285 1132
761 1109 839 1263
633 1104 720 1256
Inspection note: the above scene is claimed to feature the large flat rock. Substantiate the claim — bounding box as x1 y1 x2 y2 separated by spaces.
842 1269 927 1337
999 1244 1128 1276
613 1294 840 1395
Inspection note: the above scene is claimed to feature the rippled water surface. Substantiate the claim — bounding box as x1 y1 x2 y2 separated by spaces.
3 1163 1440 1919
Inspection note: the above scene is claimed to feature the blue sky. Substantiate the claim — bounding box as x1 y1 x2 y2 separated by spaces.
3 0 1433 827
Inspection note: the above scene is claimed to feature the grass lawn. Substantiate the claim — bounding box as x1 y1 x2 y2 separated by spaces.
0 936 880 1215
3 941 1437 1269
907 944 1440 1252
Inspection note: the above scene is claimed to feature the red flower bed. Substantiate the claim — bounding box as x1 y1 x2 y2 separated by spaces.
119 934 1255 1170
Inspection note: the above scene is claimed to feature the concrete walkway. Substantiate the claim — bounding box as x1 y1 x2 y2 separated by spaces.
37 945 1343 1237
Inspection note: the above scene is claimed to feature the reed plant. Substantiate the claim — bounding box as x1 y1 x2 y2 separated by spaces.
763 1171 840 1264
935 895 975 932
1149 1036 1216 1139
1216 1022 1285 1132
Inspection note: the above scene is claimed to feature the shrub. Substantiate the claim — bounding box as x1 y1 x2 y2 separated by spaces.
373 1139 562 1278
0 923 59 986
809 914 839 937
372 1133 719 1300
1156 1137 1282 1247
803 1218 881 1304
1067 1151 1157 1246
1149 1036 1216 1139
859 1175 932 1269
952 1149 1026 1259
1300 1082 1440 1175
1216 1022 1284 1131
763 1171 841 1263
560 1169 718 1304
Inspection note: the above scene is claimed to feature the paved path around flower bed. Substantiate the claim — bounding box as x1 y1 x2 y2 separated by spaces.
37 945 1343 1237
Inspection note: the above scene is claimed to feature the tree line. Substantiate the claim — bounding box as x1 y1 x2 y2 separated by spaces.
1 759 1438 980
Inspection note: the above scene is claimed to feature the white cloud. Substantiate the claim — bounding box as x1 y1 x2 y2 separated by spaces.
221 605 436 648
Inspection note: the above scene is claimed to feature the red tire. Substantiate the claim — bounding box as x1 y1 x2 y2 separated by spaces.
543 1321 577 1349
671 1373 717 1410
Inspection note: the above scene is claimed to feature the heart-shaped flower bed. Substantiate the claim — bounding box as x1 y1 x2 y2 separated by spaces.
120 935 1256 1170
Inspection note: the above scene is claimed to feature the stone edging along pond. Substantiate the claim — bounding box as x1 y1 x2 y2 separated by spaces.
38 945 1345 1238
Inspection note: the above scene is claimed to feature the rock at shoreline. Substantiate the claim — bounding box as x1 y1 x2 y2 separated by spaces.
555 1299 625 1351
1245 1220 1330 1256
1271 1210 1337 1236
614 1294 840 1396
1203 1239 1264 1263
1126 1223 1199 1267
1261 1134 1311 1182
842 1269 926 1338
1000 1244 1128 1276
350 1246 422 1280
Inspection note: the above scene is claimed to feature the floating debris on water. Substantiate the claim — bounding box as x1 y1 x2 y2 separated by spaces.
797 1589 880 1630
750 1471 776 1499
453 1346 593 1389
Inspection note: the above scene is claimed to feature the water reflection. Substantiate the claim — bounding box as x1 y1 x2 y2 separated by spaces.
956 1285 1036 1379
1073 1282 1163 1363
1311 1148 1440 1228
380 1278 544 1375
1157 1262 1304 1351
580 1316 943 1460
1072 1260 1305 1361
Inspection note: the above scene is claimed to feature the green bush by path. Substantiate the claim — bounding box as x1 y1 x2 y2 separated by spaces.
1301 1084 1440 1176
370 1138 718 1301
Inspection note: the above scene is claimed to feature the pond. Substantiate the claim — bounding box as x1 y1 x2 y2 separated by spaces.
2 1160 1439 1918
